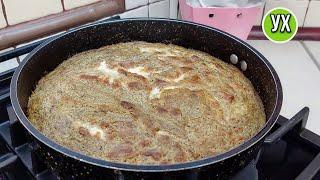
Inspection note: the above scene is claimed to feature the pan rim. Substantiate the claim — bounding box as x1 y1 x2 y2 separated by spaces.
10 18 283 172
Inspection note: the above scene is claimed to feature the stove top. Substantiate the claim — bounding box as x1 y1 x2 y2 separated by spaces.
0 19 320 179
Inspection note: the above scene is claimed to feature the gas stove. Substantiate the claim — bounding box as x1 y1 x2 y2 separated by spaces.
0 23 320 180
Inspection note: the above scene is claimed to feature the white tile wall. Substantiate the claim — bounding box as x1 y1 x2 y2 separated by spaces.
304 1 320 27
149 0 170 18
120 5 148 18
264 0 309 27
248 40 320 135
0 2 7 28
64 0 100 10
125 0 148 10
3 0 63 25
169 0 178 19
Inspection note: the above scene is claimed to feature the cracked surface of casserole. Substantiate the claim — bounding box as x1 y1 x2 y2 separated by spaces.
28 41 265 165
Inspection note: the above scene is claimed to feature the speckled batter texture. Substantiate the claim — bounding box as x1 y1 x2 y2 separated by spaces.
27 41 265 165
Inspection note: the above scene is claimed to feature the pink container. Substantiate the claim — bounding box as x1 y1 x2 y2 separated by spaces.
179 0 262 39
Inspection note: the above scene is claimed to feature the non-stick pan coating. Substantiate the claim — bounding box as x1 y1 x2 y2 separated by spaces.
10 18 282 179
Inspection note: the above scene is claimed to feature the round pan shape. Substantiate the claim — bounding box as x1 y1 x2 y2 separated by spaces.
10 18 282 179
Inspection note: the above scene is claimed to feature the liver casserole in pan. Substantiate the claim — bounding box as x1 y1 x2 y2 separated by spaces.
27 41 265 165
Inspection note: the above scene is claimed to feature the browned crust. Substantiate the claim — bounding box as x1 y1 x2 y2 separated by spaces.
27 41 265 165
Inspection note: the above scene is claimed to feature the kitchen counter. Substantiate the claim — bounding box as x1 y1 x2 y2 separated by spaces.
248 40 320 135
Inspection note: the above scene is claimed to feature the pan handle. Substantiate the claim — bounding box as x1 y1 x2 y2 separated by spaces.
264 107 309 144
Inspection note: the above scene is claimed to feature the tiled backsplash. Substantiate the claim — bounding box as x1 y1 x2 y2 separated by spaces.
304 1 320 27
0 0 123 50
248 0 319 27
124 0 319 27
0 0 318 30
149 0 170 18
3 0 63 25
124 0 177 18
0 0 102 28
120 6 149 18
125 0 148 10
0 0 318 52
0 4 6 29
264 0 309 27
125 0 320 27
0 0 318 56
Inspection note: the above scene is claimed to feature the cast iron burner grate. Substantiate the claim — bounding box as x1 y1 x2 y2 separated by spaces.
0 17 320 180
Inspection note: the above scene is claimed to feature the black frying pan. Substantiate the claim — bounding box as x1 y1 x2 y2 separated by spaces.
10 18 282 179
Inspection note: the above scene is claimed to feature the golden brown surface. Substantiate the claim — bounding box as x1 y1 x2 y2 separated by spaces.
28 41 265 165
